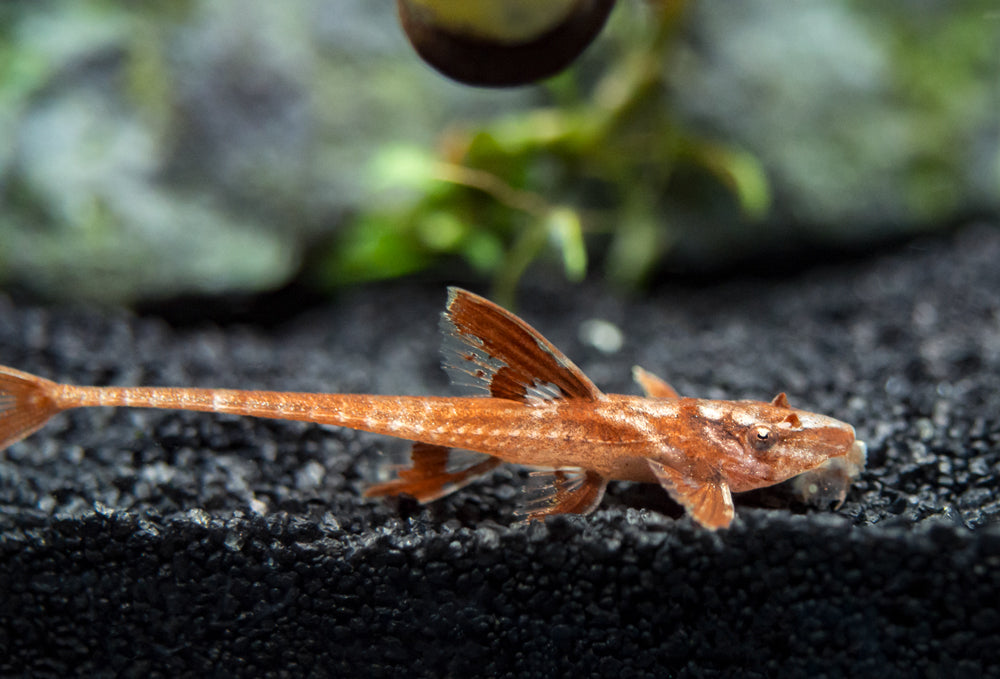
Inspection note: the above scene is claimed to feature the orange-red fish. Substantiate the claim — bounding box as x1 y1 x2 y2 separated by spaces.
0 288 865 529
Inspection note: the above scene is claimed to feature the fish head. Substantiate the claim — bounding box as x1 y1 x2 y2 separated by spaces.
697 394 865 491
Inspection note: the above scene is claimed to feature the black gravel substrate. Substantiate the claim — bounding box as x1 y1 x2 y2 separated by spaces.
2 222 999 678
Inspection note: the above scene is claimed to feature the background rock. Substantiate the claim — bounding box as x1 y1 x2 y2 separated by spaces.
0 1 995 302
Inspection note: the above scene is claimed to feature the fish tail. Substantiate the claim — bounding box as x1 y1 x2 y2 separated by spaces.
0 365 65 451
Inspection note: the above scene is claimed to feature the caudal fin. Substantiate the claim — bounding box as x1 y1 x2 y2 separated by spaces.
0 366 64 451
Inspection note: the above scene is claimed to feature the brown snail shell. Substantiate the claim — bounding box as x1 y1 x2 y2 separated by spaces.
397 0 616 87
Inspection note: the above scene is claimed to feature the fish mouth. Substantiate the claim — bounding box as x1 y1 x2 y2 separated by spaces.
818 437 867 484
789 438 867 508
815 434 866 479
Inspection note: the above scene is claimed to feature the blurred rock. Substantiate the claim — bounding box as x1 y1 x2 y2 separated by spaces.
0 1 995 302
669 0 998 249
0 0 533 303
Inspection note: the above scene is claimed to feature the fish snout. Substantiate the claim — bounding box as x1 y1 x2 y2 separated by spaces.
817 422 858 458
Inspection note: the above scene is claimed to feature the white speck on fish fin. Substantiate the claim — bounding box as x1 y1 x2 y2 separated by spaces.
524 380 563 405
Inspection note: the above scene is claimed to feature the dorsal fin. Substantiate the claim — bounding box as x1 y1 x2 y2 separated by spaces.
440 288 603 402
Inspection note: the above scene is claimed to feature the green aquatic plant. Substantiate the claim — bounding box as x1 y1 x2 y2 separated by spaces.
321 1 769 305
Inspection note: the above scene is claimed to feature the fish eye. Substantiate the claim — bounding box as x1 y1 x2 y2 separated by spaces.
749 425 777 452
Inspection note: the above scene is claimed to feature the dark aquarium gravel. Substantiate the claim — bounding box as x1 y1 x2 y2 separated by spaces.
2 222 999 678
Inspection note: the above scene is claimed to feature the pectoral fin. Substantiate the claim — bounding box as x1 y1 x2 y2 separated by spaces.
632 366 680 399
646 458 734 530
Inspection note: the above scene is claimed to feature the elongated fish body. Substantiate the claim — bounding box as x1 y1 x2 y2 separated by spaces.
0 288 866 529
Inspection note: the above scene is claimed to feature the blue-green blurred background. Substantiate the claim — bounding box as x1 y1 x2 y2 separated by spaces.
1 0 996 306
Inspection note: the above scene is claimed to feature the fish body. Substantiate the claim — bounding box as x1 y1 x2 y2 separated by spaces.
0 288 865 529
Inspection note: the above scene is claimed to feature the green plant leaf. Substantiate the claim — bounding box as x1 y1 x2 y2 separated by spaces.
688 142 771 221
367 145 440 195
545 207 587 281
321 213 431 287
